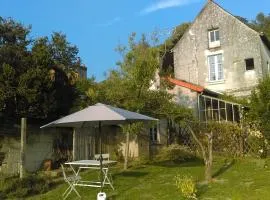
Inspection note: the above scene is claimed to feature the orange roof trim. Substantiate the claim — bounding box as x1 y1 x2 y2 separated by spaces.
168 77 204 93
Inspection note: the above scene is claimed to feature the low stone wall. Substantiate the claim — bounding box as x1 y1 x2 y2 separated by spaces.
0 126 65 174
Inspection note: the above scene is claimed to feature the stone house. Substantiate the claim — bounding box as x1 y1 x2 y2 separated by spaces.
173 0 270 98
160 0 270 122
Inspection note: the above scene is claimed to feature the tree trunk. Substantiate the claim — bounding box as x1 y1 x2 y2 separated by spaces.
20 118 27 179
205 131 213 183
187 125 213 183
205 161 212 183
124 131 130 170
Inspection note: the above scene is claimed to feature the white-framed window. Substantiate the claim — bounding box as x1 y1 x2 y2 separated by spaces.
149 126 158 143
208 29 220 48
208 54 223 82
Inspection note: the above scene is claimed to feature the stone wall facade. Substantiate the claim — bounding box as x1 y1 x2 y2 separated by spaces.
0 124 154 174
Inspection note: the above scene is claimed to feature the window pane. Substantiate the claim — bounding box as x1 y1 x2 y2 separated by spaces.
218 64 223 80
209 55 215 64
210 65 216 81
210 31 215 42
217 54 223 80
245 58 254 70
154 127 157 141
209 55 216 81
215 30 220 41
217 54 222 63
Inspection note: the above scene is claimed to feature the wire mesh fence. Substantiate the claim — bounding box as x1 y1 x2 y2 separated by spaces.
175 124 265 158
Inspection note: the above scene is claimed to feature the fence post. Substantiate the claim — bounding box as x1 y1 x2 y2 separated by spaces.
20 118 27 179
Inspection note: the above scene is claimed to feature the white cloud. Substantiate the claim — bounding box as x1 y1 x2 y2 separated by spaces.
96 17 121 27
140 0 199 15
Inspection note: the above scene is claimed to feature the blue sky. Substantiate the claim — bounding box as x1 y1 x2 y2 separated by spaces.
1 0 269 81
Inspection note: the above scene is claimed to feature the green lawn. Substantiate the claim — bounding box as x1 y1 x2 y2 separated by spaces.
27 158 270 200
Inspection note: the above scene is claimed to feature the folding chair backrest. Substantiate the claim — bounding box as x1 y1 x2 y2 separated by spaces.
94 153 110 161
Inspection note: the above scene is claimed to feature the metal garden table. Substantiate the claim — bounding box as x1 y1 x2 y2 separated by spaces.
65 160 117 190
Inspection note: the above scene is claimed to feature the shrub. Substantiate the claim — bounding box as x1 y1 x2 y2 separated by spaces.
1 175 51 198
156 144 196 162
190 121 243 156
175 174 197 200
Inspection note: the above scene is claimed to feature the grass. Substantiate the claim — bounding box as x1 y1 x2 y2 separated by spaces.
26 157 270 200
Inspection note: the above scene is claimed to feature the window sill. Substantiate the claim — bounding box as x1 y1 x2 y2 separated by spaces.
245 69 255 72
208 80 225 85
209 41 220 49
208 46 221 51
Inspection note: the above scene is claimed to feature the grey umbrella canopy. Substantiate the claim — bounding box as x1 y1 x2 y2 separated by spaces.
41 103 157 128
41 103 157 191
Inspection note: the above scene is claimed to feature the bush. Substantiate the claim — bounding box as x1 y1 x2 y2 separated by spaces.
0 175 51 198
190 121 243 156
175 174 197 199
156 144 196 162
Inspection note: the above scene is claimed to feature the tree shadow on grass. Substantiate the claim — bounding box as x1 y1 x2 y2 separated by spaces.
49 179 64 190
114 171 149 178
150 158 204 168
196 183 209 198
106 193 118 200
196 159 235 198
212 159 235 178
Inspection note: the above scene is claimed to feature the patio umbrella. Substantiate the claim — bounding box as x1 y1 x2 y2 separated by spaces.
41 103 157 190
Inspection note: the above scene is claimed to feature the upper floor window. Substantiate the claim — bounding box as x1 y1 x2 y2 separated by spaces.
208 54 223 82
208 29 220 48
245 58 254 71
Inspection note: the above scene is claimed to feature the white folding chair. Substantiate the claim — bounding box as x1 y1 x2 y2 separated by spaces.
94 154 114 190
61 164 81 199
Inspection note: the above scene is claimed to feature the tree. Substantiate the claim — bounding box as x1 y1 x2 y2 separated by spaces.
71 77 98 112
244 12 270 39
0 17 84 121
159 23 190 77
187 122 213 183
0 17 33 119
185 121 241 183
253 13 270 38
93 33 193 169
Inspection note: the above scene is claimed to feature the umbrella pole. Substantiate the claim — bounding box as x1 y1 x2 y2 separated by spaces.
99 122 103 191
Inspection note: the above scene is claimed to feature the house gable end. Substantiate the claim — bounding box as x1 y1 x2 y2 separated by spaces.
173 0 260 52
